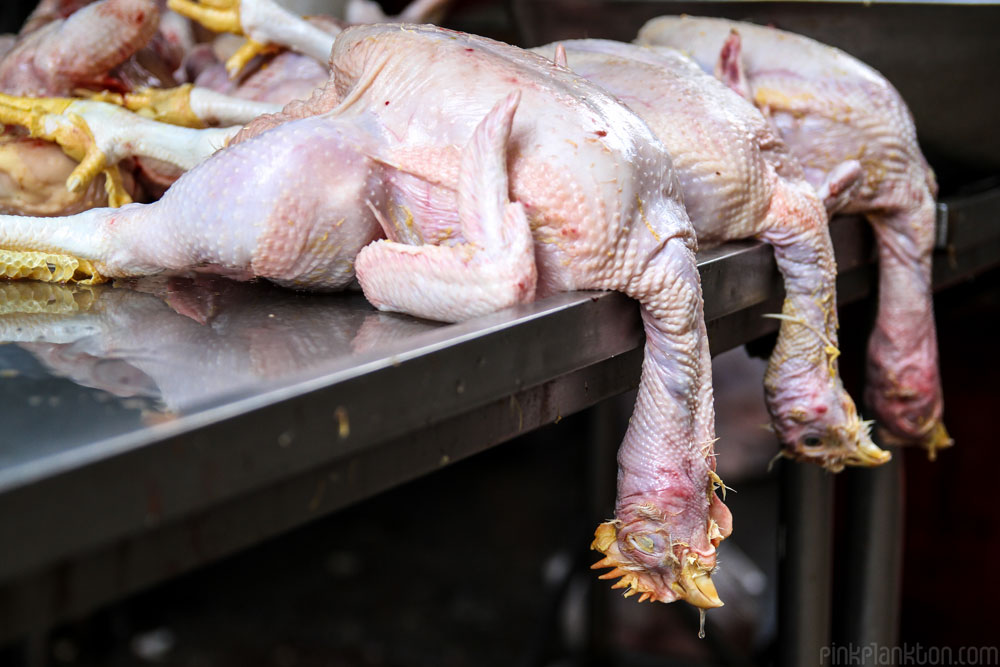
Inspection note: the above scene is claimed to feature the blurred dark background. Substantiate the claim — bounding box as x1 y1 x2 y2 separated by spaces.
1 3 33 32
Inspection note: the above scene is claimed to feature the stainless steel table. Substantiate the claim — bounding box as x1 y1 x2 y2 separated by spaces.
1 188 997 648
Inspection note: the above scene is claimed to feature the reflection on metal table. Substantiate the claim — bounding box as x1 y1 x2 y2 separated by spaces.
0 187 998 643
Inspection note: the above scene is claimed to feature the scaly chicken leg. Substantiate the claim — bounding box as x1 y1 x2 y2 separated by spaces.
0 93 240 206
92 84 281 128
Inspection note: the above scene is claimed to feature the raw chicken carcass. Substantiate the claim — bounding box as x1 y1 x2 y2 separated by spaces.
637 17 949 457
0 0 162 212
531 40 887 470
15 0 193 91
0 0 445 216
0 0 159 97
168 0 450 78
0 0 280 211
0 24 731 607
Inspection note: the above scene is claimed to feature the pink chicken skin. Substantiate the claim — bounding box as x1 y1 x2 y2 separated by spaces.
0 0 159 96
0 24 730 608
531 40 887 471
637 16 949 457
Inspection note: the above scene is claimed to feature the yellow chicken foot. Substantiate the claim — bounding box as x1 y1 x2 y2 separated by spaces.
166 0 242 35
168 0 336 74
225 39 283 78
1 94 240 207
0 248 105 284
166 0 258 76
89 85 282 128
877 419 953 461
0 94 131 207
89 85 205 128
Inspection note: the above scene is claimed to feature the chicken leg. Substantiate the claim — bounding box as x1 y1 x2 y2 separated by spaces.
637 17 949 457
531 40 886 471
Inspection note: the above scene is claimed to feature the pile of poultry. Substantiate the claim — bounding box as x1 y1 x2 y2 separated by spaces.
0 0 948 610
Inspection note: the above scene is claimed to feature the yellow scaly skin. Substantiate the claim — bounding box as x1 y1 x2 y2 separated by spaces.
590 468 728 608
88 85 206 129
167 0 284 77
0 248 105 284
0 93 131 207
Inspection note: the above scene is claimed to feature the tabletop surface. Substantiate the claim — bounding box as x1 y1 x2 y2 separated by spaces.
0 187 996 640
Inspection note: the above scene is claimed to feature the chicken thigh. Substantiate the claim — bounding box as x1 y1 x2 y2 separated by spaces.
532 40 886 471
0 24 730 608
637 16 948 456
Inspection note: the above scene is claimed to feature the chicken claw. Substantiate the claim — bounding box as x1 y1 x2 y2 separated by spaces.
877 420 953 462
0 248 105 284
168 0 336 75
591 521 724 608
0 94 131 207
89 84 281 128
0 94 239 205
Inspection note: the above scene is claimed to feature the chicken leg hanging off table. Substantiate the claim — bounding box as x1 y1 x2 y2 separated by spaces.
0 23 731 609
637 16 949 458
532 40 887 472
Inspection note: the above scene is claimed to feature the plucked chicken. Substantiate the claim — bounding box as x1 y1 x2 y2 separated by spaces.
637 16 949 457
0 0 167 212
531 39 887 471
0 23 731 608
0 0 450 215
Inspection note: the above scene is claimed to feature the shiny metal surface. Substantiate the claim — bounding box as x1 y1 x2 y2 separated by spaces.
777 461 834 667
0 283 641 574
836 452 904 652
0 190 997 641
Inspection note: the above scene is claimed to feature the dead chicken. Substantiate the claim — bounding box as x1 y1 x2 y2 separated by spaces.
531 40 887 471
0 0 159 97
0 23 731 608
0 0 449 214
637 16 950 457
